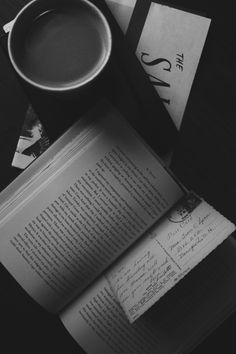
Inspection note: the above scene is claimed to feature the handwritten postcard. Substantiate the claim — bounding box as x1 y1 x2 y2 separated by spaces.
106 0 211 129
107 193 235 322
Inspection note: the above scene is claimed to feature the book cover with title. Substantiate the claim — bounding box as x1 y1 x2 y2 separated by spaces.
106 0 211 129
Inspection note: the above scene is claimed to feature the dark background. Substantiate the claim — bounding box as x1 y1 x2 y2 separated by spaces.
0 0 236 353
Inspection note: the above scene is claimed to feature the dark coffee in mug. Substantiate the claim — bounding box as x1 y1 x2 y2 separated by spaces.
8 0 112 92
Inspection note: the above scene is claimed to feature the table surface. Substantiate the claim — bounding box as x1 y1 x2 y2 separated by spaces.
0 0 236 353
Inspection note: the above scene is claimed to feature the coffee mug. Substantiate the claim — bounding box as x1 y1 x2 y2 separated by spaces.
8 0 112 93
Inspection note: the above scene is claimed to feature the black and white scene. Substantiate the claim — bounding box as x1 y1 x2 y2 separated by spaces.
0 1 235 354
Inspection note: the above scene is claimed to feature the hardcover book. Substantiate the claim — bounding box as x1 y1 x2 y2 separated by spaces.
105 0 211 129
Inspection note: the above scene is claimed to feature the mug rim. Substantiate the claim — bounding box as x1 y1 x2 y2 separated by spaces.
8 0 112 92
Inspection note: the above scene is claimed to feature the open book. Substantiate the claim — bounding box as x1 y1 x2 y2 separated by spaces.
0 100 235 353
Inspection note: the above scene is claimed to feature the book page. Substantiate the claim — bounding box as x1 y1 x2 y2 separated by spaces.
0 101 184 313
61 237 236 354
107 193 235 322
